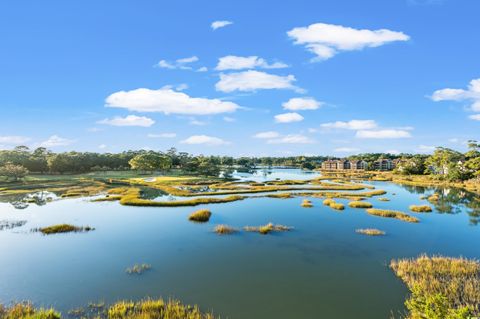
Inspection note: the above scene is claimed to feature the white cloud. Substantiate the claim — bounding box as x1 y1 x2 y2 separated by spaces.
334 147 359 153
287 23 410 61
356 129 412 139
189 118 207 126
215 70 299 93
469 114 480 121
211 20 233 30
197 66 208 72
223 116 235 122
155 56 199 70
282 97 322 110
215 55 288 71
106 88 239 115
253 131 280 139
321 120 377 130
40 135 75 148
274 112 304 123
267 134 314 144
0 136 30 144
98 115 155 127
385 149 401 155
147 133 177 138
181 135 230 146
417 145 436 153
98 144 107 149
432 79 480 113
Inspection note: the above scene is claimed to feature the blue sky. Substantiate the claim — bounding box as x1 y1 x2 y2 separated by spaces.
0 0 479 156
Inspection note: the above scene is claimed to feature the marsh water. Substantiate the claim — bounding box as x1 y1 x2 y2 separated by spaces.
1 169 480 319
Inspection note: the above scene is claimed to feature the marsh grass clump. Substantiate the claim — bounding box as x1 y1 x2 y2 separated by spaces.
323 198 345 210
37 224 94 235
348 201 373 209
366 209 419 223
301 199 313 208
266 192 292 199
244 223 293 235
323 198 335 206
214 224 237 235
427 193 440 203
188 209 212 222
125 263 151 275
390 255 480 318
0 303 60 319
378 197 390 202
0 220 27 231
409 205 433 213
355 228 386 236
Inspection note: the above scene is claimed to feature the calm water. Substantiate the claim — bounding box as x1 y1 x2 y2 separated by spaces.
1 169 479 319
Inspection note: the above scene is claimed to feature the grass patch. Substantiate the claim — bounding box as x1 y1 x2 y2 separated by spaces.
409 205 433 213
125 263 151 275
323 198 345 210
0 303 60 319
301 199 313 208
348 201 373 209
37 224 94 235
428 193 440 203
378 197 390 201
390 255 480 318
366 209 419 223
213 224 237 235
323 198 335 206
188 209 212 222
355 228 385 236
266 193 292 199
244 223 293 235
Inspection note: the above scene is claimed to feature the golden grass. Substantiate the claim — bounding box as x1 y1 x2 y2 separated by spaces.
301 199 313 208
125 263 151 275
366 209 419 223
409 205 433 213
355 228 385 236
188 209 212 222
428 193 440 203
390 255 480 318
0 303 60 319
348 201 373 209
266 193 292 199
38 224 94 235
377 197 390 201
323 198 335 206
244 223 293 235
213 224 237 235
329 202 345 210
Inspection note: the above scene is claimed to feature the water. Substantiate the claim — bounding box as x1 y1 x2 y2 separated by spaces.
0 169 479 319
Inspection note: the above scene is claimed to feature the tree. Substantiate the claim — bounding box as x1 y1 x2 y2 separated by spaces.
128 153 171 173
425 147 469 181
465 140 480 177
0 163 29 181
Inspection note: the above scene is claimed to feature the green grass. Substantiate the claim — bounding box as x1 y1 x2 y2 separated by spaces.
244 223 293 235
409 205 433 213
348 201 373 209
125 264 151 275
0 303 60 319
188 209 212 222
213 224 237 235
38 224 94 235
390 255 480 318
366 209 419 223
355 228 385 236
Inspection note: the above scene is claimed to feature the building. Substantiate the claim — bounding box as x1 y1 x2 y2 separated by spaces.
350 160 368 170
373 159 394 171
321 159 366 171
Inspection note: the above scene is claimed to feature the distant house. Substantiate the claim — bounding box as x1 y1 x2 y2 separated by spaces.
350 160 368 170
374 159 394 171
321 159 366 171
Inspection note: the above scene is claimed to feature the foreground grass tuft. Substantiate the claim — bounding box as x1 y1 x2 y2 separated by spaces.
188 209 212 222
244 223 293 235
390 255 480 318
409 205 433 213
125 264 151 275
355 228 385 236
0 303 60 319
37 224 94 235
348 201 373 209
213 224 237 235
366 209 419 223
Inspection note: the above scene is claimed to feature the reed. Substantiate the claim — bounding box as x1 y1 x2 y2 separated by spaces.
355 228 385 236
125 263 151 275
38 224 94 235
188 209 212 222
213 224 237 235
348 201 373 209
409 205 433 213
244 223 293 235
366 209 419 223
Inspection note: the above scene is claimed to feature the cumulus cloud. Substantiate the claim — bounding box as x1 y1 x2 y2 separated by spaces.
334 147 359 153
321 120 377 130
0 136 30 144
431 79 480 120
215 71 300 93
40 135 75 148
147 133 177 138
287 23 410 61
253 131 280 139
282 97 322 111
155 56 201 70
356 129 412 139
267 134 314 144
105 88 239 115
98 115 155 127
274 112 304 123
215 56 288 71
181 135 230 146
211 20 233 30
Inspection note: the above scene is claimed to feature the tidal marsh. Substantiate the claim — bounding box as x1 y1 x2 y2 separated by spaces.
348 201 373 209
214 224 237 235
244 223 293 235
409 205 433 213
366 209 419 223
355 228 386 236
37 224 94 235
